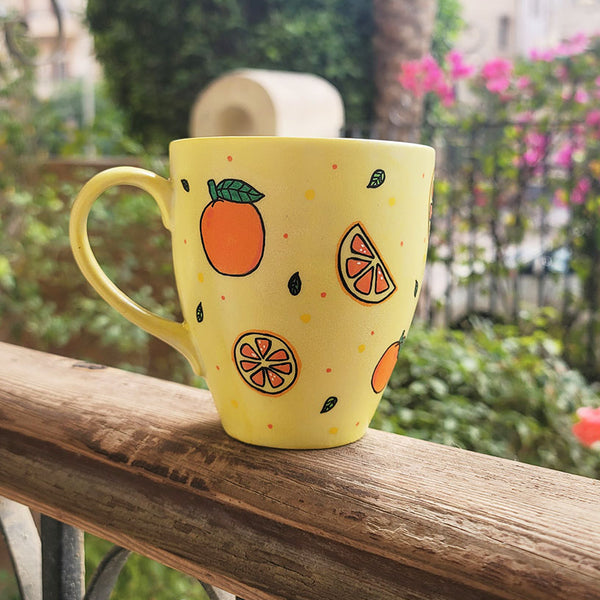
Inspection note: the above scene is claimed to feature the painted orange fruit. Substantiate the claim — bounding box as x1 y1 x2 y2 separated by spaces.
371 331 406 393
233 331 299 396
200 179 265 276
337 222 396 304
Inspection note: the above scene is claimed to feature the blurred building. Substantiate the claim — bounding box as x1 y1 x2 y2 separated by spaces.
3 0 99 98
456 0 600 63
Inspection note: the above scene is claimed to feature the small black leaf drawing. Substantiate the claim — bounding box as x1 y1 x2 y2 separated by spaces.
181 179 190 192
320 396 338 414
196 302 204 323
288 271 302 296
414 280 419 298
367 169 386 189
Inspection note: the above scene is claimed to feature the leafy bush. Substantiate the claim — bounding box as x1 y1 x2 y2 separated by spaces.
371 319 600 479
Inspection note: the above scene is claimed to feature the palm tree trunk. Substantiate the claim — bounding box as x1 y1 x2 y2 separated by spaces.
372 0 437 141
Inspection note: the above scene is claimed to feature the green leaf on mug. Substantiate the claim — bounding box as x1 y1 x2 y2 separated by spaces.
367 169 386 189
196 301 204 323
288 271 302 296
208 178 265 203
414 279 419 297
320 396 338 414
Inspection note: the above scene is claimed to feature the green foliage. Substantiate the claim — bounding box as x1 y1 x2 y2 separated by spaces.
34 81 144 157
372 320 600 479
431 0 464 61
86 0 375 147
85 535 209 599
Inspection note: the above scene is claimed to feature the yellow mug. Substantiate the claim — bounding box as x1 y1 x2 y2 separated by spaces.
70 137 434 449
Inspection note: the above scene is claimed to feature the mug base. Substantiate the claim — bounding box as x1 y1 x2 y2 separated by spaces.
220 422 369 450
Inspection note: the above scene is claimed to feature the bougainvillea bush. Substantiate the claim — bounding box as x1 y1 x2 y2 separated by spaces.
400 33 600 378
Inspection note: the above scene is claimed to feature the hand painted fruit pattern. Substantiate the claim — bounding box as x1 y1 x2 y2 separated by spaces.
182 163 429 430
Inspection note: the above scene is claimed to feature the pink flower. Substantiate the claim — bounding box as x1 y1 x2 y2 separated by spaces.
575 87 590 104
555 141 576 168
572 407 600 447
572 177 591 204
398 55 455 104
399 60 427 97
563 32 588 56
586 109 600 126
529 48 556 62
516 76 531 90
446 50 475 80
522 131 547 168
481 58 513 94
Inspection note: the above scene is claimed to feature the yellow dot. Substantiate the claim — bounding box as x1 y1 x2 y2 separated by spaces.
305 189 316 200
358 344 366 353
329 427 339 435
197 272 204 283
388 197 396 206
231 399 239 408
300 313 311 323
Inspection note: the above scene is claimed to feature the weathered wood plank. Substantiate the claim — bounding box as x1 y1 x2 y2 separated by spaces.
0 341 598 600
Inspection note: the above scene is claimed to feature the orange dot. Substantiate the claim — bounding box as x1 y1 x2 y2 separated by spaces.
184 239 187 244
401 241 404 246
216 365 220 371
332 164 338 170
227 155 233 162
355 421 360 426
300 314 311 323
267 423 273 429
283 233 289 239
305 189 316 200
422 172 425 178
329 427 338 434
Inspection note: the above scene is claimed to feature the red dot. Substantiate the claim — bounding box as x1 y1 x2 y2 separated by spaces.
321 292 327 298
221 295 225 300
227 155 233 162
326 368 332 373
401 241 404 246
370 330 375 336
283 233 289 239
267 423 273 429
184 239 187 244
216 365 220 371
332 164 338 170
422 172 425 178
355 421 360 426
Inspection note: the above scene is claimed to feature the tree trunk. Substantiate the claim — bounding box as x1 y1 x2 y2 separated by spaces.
372 0 437 141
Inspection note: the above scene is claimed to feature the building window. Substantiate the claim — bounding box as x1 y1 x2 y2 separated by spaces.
498 15 511 51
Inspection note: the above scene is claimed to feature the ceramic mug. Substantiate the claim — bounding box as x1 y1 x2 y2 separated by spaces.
70 137 435 449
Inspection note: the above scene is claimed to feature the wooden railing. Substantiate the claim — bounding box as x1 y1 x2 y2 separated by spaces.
1 341 599 600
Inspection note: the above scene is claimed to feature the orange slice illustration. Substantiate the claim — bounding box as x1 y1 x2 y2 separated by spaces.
337 222 396 304
233 331 299 396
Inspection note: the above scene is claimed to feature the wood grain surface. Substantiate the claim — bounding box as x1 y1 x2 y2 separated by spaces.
0 341 598 600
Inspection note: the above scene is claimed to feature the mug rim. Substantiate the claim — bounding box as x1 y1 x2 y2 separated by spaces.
169 135 435 154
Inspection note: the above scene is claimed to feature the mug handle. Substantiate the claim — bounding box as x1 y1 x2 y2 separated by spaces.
69 166 203 375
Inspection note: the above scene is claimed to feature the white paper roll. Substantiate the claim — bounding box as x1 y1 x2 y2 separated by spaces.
189 69 345 138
